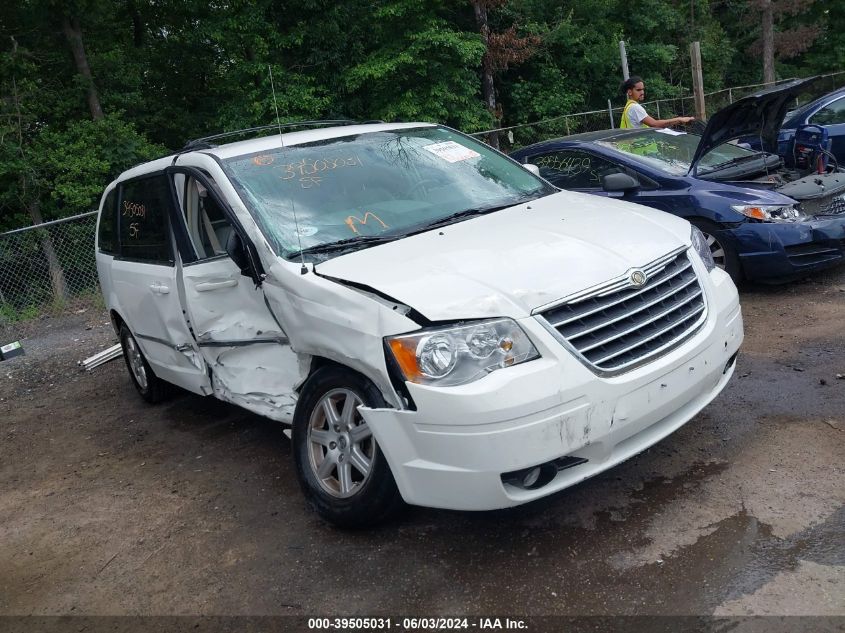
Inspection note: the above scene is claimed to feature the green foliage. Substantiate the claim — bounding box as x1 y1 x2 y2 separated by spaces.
0 302 39 323
0 0 839 237
779 2 845 80
32 115 164 219
342 2 488 129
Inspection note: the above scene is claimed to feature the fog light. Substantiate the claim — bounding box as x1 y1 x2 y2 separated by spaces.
502 460 569 490
523 466 541 488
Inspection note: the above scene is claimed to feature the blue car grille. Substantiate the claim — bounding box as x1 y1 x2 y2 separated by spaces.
539 251 706 374
799 192 845 216
825 193 845 215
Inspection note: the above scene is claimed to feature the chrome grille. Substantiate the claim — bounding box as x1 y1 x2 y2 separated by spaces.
539 251 706 374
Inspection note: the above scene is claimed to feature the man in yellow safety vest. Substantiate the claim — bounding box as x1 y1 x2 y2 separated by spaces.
620 76 695 129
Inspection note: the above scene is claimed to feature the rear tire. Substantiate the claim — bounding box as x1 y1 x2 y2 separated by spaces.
292 366 404 528
690 219 742 283
119 324 170 403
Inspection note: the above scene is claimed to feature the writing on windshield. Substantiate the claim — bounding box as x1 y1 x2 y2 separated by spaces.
222 126 553 260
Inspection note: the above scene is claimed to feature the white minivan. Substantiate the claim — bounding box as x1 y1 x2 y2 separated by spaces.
96 122 743 527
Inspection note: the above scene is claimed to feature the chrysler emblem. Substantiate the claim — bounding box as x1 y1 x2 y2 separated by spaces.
629 269 647 287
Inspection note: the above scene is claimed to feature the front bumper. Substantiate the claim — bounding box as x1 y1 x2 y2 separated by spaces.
731 216 845 281
362 267 743 511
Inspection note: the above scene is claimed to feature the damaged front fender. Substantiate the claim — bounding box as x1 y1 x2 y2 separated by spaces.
260 258 421 411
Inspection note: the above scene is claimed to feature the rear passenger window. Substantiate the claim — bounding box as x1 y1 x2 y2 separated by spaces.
98 189 118 254
119 176 173 263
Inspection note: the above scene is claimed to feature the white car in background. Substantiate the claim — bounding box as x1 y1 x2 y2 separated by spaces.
95 122 743 527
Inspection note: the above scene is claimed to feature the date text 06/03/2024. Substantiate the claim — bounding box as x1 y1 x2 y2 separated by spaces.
307 617 528 630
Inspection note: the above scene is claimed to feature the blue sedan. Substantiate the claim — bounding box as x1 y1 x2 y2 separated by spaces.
511 127 845 283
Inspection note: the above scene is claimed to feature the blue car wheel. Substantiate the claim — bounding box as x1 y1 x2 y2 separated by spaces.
690 219 742 283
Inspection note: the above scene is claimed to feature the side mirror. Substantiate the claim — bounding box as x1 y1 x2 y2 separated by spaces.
602 172 639 193
225 230 251 276
523 163 541 177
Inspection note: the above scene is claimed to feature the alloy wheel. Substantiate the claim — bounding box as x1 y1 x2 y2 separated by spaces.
307 388 376 498
703 231 727 270
125 335 148 390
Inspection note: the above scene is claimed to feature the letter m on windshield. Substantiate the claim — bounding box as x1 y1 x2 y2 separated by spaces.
345 212 388 234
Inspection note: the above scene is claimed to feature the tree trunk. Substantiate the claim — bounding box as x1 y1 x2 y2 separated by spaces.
128 0 144 47
472 1 500 149
9 36 68 305
27 199 68 304
62 15 105 121
761 0 775 84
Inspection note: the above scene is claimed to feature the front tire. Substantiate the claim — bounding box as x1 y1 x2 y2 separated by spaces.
292 366 403 528
690 219 742 283
119 324 170 403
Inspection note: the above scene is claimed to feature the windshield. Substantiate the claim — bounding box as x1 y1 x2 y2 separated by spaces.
595 129 760 175
222 126 553 260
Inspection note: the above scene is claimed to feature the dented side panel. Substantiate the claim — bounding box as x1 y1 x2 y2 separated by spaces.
178 255 307 422
210 345 307 423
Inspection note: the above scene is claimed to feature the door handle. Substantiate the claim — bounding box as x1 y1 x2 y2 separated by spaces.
195 279 238 292
149 282 170 294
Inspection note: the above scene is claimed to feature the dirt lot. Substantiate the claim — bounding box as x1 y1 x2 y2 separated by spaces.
1 268 843 622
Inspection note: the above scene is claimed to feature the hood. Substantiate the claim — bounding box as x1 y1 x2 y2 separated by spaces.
776 172 845 205
690 77 819 175
315 191 691 322
697 181 797 207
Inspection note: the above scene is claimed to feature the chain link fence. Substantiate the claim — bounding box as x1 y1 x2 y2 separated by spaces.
470 96 699 151
472 70 845 152
0 211 100 322
469 94 700 150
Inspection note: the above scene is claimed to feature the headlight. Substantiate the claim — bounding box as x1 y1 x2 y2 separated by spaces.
730 204 803 222
386 318 539 387
690 224 716 272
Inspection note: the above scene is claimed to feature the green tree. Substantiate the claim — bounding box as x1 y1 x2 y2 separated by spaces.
342 0 488 130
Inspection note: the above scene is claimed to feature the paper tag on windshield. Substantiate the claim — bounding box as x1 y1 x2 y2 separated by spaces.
655 128 685 136
424 141 480 163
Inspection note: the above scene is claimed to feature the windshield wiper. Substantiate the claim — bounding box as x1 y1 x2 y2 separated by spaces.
296 195 541 256
704 153 766 172
297 234 402 256
416 197 537 232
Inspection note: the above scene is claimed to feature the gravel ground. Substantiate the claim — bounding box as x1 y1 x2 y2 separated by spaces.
0 269 843 624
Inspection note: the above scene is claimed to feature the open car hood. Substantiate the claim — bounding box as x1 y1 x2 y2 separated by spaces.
689 77 819 175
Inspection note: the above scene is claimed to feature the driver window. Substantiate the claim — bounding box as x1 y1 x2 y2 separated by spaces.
528 150 623 189
180 176 233 259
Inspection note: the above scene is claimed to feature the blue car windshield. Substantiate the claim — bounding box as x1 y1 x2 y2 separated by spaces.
596 130 758 176
222 126 553 259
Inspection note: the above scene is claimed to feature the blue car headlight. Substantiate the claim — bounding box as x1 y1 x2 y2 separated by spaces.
730 204 803 222
690 224 716 272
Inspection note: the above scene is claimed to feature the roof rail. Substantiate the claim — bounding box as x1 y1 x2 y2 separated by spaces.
180 120 363 151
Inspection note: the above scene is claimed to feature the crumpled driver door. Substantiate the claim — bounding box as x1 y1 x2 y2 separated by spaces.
168 166 302 422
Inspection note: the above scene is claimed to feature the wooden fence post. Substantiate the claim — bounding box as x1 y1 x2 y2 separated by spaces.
691 41 706 120
619 41 629 80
